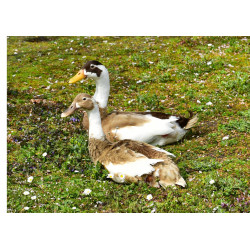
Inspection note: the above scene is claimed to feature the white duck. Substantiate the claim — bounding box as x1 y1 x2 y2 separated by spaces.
68 60 198 146
62 93 186 188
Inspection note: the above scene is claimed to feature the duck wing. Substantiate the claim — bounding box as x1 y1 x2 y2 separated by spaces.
98 141 164 178
102 112 176 142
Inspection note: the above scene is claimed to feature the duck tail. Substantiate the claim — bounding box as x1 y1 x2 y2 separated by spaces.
184 113 198 130
175 177 187 187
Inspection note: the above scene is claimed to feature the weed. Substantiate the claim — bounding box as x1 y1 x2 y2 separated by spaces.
7 36 250 213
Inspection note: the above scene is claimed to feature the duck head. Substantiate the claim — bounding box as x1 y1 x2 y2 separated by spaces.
61 93 94 117
69 60 108 83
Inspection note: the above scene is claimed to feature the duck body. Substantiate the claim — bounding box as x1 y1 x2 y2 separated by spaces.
62 98 191 146
62 93 186 188
67 60 198 146
101 111 191 146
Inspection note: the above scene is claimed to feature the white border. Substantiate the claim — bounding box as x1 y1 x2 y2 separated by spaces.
0 0 249 36
1 0 249 249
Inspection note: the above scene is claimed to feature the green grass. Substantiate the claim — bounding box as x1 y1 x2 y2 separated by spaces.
7 36 250 213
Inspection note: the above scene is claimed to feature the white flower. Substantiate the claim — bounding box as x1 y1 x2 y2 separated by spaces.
151 207 156 213
119 173 125 180
222 135 229 140
74 170 79 173
23 191 30 195
197 100 201 103
31 196 36 200
207 61 212 65
209 179 215 185
107 173 114 178
207 44 213 47
24 207 29 210
206 101 213 106
136 80 142 83
146 194 153 201
27 176 33 183
42 152 47 157
72 207 76 210
213 206 218 211
83 189 92 195
149 61 154 64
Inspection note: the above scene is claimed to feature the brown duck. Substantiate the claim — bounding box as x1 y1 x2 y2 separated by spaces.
61 93 186 188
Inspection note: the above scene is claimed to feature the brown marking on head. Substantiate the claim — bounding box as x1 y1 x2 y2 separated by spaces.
61 93 94 118
82 60 103 77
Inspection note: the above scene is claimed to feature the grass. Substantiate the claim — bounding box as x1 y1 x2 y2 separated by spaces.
7 36 249 213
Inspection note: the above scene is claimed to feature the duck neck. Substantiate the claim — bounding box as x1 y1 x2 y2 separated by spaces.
86 102 112 163
87 102 106 141
93 72 110 109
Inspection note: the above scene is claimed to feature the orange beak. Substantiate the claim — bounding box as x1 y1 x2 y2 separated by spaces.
68 69 86 83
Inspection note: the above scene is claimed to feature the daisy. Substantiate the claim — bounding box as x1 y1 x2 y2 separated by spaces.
119 173 125 181
207 61 212 65
42 152 47 157
107 173 114 178
151 208 156 213
209 179 215 185
222 136 229 140
24 207 29 210
31 196 36 200
23 191 30 195
83 189 92 195
146 194 153 201
27 176 33 183
206 101 213 106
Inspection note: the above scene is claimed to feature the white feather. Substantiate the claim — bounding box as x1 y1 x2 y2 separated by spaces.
151 146 176 157
112 114 177 143
86 65 110 109
106 157 163 177
87 101 105 140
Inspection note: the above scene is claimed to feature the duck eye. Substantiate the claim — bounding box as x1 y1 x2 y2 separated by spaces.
90 64 95 69
82 97 87 100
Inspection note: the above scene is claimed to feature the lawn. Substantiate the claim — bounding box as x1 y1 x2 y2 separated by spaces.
7 36 249 213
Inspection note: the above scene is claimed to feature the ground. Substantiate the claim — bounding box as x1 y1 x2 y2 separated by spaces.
7 36 249 213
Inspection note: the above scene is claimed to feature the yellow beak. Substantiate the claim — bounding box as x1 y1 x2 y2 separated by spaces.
68 69 86 83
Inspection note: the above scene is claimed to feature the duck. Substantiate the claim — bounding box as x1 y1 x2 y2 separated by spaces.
67 60 198 146
61 93 186 188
